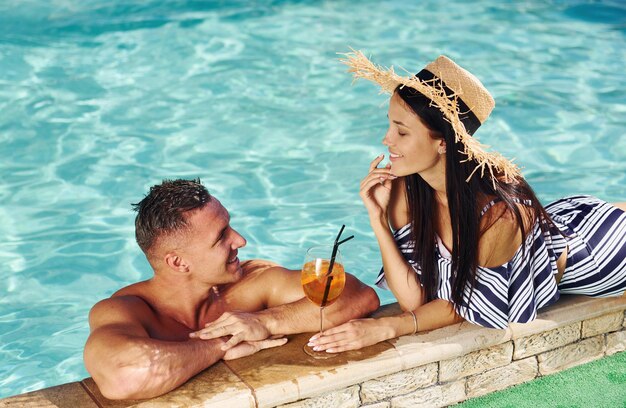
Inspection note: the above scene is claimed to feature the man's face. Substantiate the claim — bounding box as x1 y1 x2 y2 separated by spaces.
178 198 247 285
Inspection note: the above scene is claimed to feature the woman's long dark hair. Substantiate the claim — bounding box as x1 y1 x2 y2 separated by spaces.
396 86 555 308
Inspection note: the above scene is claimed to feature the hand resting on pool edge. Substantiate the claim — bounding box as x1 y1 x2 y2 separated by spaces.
83 178 379 400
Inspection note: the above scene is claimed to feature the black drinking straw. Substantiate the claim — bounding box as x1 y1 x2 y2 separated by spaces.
320 225 354 307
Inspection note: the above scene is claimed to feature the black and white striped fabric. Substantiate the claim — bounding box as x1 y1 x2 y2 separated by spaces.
375 195 626 329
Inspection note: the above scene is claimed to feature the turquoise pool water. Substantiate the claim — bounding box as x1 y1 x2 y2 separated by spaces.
1 0 625 399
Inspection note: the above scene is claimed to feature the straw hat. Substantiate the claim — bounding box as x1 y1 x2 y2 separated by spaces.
340 50 521 183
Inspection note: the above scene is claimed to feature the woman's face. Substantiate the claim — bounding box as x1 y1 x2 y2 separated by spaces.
383 92 445 178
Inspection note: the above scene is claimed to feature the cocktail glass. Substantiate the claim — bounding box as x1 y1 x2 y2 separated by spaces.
301 245 346 359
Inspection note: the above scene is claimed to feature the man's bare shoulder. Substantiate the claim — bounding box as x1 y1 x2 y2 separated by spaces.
110 280 151 298
223 259 303 309
240 259 282 276
88 292 154 333
227 259 289 288
238 259 300 286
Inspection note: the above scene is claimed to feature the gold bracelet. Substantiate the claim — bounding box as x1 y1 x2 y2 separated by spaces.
408 310 418 335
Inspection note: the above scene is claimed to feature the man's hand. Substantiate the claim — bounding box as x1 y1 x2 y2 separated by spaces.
222 338 288 360
189 311 271 350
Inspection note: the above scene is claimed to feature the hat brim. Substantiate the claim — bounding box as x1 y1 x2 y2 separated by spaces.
340 49 521 183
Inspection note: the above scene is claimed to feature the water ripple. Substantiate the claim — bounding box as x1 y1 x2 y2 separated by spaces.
1 0 625 398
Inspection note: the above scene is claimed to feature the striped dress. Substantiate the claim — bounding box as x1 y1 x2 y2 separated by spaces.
375 195 626 329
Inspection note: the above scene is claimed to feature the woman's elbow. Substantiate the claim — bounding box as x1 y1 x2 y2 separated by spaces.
397 298 423 313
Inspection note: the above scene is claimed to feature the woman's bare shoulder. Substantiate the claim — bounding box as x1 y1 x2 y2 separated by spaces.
478 201 533 267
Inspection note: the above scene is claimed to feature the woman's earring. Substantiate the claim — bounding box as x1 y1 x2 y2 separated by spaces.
438 146 446 155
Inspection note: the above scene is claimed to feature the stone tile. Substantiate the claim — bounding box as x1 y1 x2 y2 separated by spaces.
538 336 605 375
509 295 626 339
606 330 626 355
390 320 511 370
360 402 391 408
440 341 513 382
225 332 402 408
0 382 98 408
81 361 254 408
278 385 360 408
513 322 580 360
390 380 466 408
582 311 624 338
360 363 438 404
466 357 538 399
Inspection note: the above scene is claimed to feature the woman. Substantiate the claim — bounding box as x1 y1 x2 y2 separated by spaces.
307 51 626 353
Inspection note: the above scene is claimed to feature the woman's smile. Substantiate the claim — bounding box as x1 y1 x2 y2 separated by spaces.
388 151 403 161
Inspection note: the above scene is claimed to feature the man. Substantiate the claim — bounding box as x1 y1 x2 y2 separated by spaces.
84 178 379 400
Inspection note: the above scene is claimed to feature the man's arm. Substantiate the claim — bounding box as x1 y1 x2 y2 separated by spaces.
259 268 380 334
190 266 380 348
84 296 227 400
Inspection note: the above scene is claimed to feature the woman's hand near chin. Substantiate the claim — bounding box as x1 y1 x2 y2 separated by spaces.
360 154 396 222
306 318 396 353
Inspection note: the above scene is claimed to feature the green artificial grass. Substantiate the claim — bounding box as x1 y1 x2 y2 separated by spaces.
457 351 626 408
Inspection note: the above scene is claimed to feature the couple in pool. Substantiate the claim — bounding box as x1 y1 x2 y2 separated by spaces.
84 51 626 400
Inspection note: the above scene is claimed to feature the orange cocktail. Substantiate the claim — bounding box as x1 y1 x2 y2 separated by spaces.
301 245 347 359
301 259 346 307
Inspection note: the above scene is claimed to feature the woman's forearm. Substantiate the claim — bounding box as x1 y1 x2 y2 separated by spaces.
389 299 464 338
414 299 464 332
306 299 465 353
370 215 426 310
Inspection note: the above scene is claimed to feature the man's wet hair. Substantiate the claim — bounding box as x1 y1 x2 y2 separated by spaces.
132 178 211 253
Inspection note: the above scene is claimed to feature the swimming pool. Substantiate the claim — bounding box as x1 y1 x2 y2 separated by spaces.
1 0 625 399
